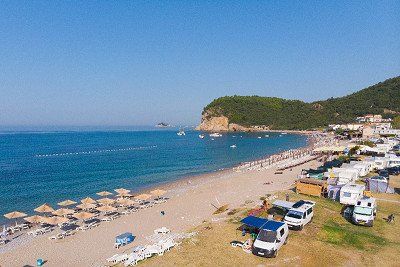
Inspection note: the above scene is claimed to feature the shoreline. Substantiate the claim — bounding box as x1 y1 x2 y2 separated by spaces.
0 132 335 266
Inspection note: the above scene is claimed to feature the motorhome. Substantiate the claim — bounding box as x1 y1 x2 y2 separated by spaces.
352 197 377 227
340 184 365 205
283 200 315 230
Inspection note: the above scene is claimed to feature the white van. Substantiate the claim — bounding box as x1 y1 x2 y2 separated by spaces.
283 200 315 230
340 184 365 205
352 197 377 227
252 220 289 258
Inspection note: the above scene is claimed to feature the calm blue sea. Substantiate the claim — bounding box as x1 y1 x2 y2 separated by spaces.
0 127 307 224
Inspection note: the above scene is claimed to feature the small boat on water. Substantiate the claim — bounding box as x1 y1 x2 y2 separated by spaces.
230 144 237 148
281 132 287 135
177 129 186 136
265 134 269 137
199 134 205 139
209 133 222 137
258 136 262 139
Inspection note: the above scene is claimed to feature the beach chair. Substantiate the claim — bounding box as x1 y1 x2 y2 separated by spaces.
160 239 175 251
126 252 145 266
101 217 112 222
106 254 120 263
114 254 129 263
154 227 170 234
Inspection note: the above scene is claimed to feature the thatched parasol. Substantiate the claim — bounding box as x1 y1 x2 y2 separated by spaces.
73 212 94 220
24 215 45 224
80 197 96 204
4 211 27 219
150 189 167 197
57 199 77 206
135 193 152 201
52 208 75 217
76 203 96 210
114 188 130 194
34 203 55 213
44 216 69 225
116 198 135 206
96 191 113 197
96 205 117 213
97 198 115 205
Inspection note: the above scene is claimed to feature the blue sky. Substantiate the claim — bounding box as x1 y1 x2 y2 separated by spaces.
0 1 399 126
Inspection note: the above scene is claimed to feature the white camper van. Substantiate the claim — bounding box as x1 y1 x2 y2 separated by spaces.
340 184 365 205
252 220 289 258
283 200 315 230
352 197 377 227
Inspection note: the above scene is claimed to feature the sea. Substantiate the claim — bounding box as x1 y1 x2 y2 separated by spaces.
0 126 308 225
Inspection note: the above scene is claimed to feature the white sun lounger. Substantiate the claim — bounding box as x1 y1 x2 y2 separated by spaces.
124 253 145 266
154 227 170 234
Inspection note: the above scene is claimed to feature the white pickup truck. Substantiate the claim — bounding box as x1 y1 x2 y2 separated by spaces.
273 200 316 230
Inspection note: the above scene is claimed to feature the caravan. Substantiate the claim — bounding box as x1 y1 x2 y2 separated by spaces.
352 197 377 227
340 184 365 205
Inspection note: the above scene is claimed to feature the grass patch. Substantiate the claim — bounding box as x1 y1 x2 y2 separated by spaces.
320 220 387 250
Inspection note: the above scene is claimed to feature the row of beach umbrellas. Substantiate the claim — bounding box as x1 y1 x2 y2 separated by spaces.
3 188 166 226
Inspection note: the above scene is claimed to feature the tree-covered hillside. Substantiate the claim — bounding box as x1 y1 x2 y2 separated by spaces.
202 76 400 130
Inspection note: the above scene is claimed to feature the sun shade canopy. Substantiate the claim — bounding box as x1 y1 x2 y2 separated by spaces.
240 216 284 231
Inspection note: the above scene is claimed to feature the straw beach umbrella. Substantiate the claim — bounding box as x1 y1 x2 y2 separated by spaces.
96 191 113 197
44 216 69 225
52 208 75 217
116 198 135 206
115 188 130 194
34 203 54 213
135 194 152 201
97 198 115 205
76 203 96 210
96 205 117 213
57 199 77 207
80 197 96 204
4 211 27 220
4 211 27 226
24 215 45 224
150 189 167 197
73 212 94 220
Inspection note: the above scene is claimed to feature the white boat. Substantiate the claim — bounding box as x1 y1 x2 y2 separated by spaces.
199 134 205 139
177 130 186 136
265 135 269 137
209 133 222 137
230 144 237 148
281 132 287 135
211 138 215 141
257 136 262 139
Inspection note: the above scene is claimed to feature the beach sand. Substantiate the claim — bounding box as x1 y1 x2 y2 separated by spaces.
0 153 322 266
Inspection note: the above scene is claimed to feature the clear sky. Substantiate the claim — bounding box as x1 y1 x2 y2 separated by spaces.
0 1 399 126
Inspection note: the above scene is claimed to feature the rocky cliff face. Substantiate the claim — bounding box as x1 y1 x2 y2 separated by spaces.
196 112 257 132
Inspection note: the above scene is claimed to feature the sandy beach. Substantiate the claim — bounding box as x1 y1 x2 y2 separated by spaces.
0 134 333 267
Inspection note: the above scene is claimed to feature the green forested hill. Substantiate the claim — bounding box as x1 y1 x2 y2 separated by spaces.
202 76 400 130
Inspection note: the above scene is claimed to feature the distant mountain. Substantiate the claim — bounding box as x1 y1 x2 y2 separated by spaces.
198 76 400 131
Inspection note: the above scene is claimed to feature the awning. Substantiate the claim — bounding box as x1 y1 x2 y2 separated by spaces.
240 216 285 231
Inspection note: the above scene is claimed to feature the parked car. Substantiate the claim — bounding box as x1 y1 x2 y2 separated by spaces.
352 197 377 227
283 200 315 230
252 220 289 258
